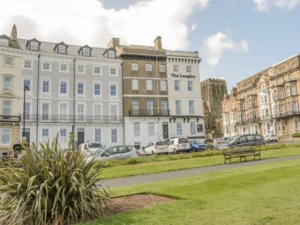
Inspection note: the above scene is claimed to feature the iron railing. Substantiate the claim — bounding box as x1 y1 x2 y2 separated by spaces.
128 110 170 117
0 115 21 122
22 114 123 123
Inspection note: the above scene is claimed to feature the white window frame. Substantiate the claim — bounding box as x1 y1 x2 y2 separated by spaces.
30 41 39 51
189 100 195 115
23 59 33 70
176 122 182 135
82 47 90 57
93 82 102 97
2 101 11 116
58 45 66 54
41 102 50 121
174 80 180 91
110 83 118 98
134 122 140 137
146 80 153 91
1 128 11 145
59 80 68 96
76 64 86 74
148 122 155 136
132 79 139 90
93 66 102 75
175 100 181 115
131 63 138 71
160 80 167 91
76 81 85 96
190 122 196 135
107 50 115 58
110 104 118 122
24 102 31 120
94 104 102 121
76 103 85 121
60 128 67 144
59 102 68 121
41 61 52 72
59 62 69 73
3 57 13 67
41 79 51 95
109 67 118 76
132 100 139 115
0 38 9 47
41 128 49 143
173 65 179 72
188 81 193 91
95 128 101 143
146 64 152 72
186 65 192 73
111 128 118 144
23 78 32 95
159 64 166 72
3 76 12 90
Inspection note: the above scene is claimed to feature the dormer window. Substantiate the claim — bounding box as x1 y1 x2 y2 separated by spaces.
108 50 115 58
58 45 66 54
82 47 90 57
0 38 9 47
30 41 39 51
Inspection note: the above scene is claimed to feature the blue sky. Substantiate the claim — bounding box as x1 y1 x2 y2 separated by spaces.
1 0 299 90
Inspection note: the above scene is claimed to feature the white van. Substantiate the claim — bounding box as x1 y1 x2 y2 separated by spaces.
168 137 190 154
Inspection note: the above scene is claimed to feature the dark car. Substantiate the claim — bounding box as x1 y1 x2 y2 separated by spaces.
218 134 265 150
190 140 207 151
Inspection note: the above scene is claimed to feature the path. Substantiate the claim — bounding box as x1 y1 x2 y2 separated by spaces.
104 155 300 188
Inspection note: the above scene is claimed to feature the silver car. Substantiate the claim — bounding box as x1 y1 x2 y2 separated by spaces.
88 145 140 161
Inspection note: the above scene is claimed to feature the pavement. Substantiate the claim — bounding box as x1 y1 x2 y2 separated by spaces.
104 155 300 188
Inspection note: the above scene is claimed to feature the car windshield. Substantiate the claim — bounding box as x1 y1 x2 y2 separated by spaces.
179 138 189 144
226 137 238 145
191 140 202 145
88 143 102 149
156 141 165 146
95 148 105 154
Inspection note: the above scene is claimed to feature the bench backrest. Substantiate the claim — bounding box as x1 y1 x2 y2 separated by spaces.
223 147 254 156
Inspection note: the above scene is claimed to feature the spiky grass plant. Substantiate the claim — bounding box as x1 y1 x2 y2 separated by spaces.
0 135 109 225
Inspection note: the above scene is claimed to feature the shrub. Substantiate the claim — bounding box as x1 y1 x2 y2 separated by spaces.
292 133 300 137
0 135 109 225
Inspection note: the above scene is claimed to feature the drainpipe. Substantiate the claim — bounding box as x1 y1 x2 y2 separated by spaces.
156 55 160 141
36 54 41 148
72 59 76 150
121 62 125 145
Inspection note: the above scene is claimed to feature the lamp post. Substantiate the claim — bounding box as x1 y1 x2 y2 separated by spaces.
23 85 30 144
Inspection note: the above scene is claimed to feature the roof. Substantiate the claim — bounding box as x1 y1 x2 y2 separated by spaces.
18 38 109 58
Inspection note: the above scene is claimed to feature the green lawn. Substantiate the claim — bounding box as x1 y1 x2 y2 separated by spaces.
81 158 300 225
101 146 300 179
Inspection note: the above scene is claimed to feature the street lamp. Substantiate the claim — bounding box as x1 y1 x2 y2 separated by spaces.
22 85 30 144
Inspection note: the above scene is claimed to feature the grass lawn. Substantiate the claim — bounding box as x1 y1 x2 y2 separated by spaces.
80 158 300 225
101 145 300 179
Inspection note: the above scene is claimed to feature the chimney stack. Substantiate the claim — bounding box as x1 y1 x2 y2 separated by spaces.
107 38 120 49
154 36 162 50
10 24 17 41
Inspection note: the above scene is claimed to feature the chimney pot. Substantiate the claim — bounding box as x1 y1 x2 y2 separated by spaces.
10 24 17 41
154 36 162 50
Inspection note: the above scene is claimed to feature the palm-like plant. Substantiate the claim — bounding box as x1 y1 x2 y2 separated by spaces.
0 135 109 225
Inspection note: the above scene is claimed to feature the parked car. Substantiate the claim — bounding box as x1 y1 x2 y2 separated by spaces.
168 137 190 154
145 141 168 155
79 142 104 155
218 134 265 150
214 137 228 147
87 145 140 162
190 140 207 151
204 139 214 144
264 134 279 143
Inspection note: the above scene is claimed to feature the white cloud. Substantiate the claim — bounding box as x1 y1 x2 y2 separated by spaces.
0 0 210 50
203 32 249 66
253 0 300 11
191 22 197 31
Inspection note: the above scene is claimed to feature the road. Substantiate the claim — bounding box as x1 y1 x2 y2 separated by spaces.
103 155 300 188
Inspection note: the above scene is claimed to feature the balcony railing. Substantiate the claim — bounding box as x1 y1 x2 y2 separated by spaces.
22 114 123 123
246 118 261 124
272 109 300 118
129 110 170 117
0 115 21 123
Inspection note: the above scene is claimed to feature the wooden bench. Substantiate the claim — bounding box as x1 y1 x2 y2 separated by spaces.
223 147 261 164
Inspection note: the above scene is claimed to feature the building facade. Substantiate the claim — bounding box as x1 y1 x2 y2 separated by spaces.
17 38 124 148
111 37 170 147
222 88 238 137
201 78 227 138
0 25 22 155
166 50 205 141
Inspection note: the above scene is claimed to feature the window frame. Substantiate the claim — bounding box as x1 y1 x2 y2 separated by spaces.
148 122 155 136
188 81 193 91
41 79 50 94
132 79 139 90
186 65 192 73
30 41 39 51
93 66 102 75
176 122 182 135
1 128 11 145
133 122 140 137
59 81 68 96
146 64 153 72
160 80 167 91
159 64 166 72
146 80 153 91
4 57 13 67
111 128 118 144
77 82 84 96
3 76 12 90
94 83 101 97
59 62 69 73
110 84 117 97
23 59 33 70
131 63 138 71
42 61 52 72
109 67 118 76
76 64 86 74
174 80 180 91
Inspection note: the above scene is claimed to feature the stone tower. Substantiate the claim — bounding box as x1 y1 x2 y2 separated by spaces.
201 78 227 138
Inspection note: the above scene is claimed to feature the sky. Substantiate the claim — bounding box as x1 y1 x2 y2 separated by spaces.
0 0 300 90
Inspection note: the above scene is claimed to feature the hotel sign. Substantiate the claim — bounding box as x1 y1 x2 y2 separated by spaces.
171 73 196 79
